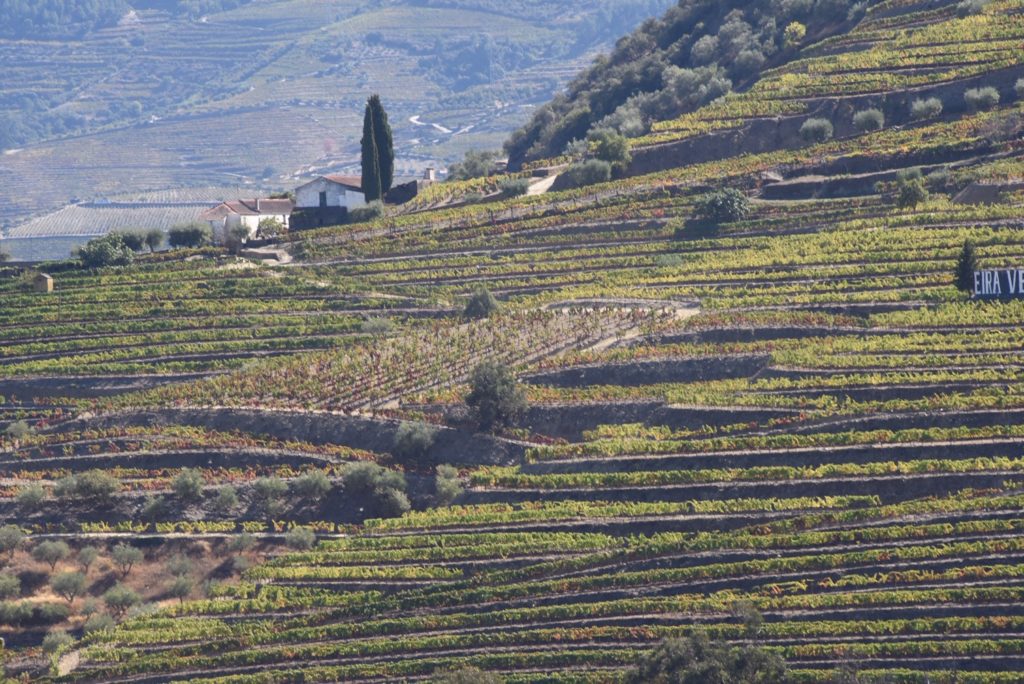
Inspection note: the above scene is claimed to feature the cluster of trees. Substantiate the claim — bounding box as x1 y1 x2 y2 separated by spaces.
0 0 128 39
75 223 210 268
505 0 866 165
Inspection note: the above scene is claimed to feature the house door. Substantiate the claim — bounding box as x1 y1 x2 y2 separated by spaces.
319 191 327 208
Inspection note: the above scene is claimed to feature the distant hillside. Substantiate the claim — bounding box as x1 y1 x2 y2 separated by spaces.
0 0 672 242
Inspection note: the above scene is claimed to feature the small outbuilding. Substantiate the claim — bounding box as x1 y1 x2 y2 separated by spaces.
33 273 54 293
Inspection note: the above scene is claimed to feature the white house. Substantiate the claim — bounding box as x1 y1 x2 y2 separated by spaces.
200 198 294 242
295 175 367 211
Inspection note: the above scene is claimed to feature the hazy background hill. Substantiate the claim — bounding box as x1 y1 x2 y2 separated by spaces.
0 0 672 255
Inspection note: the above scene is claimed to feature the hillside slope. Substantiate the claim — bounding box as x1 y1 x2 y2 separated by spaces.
2 0 1024 681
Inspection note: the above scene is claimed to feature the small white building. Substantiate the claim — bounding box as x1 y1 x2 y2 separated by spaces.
295 175 367 211
200 198 294 242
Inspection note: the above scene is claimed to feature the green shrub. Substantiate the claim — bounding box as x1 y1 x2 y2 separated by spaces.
564 159 612 188
54 469 120 505
77 233 135 269
964 86 1000 112
852 108 884 132
498 177 530 198
172 468 205 503
956 239 979 293
285 526 316 551
466 360 527 432
212 486 239 514
957 0 991 16
0 572 20 600
343 462 410 518
463 286 500 319
910 97 943 120
83 613 115 634
696 188 750 225
290 471 332 501
168 222 212 249
41 630 73 655
435 465 463 506
349 200 385 224
15 483 45 511
393 422 438 460
588 129 632 166
114 230 147 252
799 117 834 143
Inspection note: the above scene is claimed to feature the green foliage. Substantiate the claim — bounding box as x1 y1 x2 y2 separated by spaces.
449 150 500 181
696 188 750 225
285 527 317 551
144 229 165 253
212 485 239 514
51 571 87 603
800 117 834 143
498 177 531 198
41 629 73 655
167 553 193 577
4 420 32 440
343 462 410 518
111 543 143 578
965 86 1000 112
783 21 806 48
564 159 612 188
0 572 20 600
228 532 256 555
291 471 333 501
83 612 115 634
115 230 147 252
361 94 394 202
257 217 286 240
167 575 193 604
78 546 99 572
910 97 943 121
32 540 70 570
956 239 979 293
54 469 120 505
466 360 527 431
15 483 45 511
77 233 135 269
349 200 385 224
626 630 792 684
588 128 632 166
435 464 464 506
895 173 929 209
393 422 438 461
102 583 141 617
0 526 24 562
172 468 205 503
463 286 500 319
957 0 991 17
168 223 212 249
852 108 884 132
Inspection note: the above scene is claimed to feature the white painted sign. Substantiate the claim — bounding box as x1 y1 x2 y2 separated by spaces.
974 269 1024 298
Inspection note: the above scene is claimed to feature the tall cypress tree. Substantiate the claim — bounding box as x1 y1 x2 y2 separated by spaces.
361 99 382 202
955 239 979 294
371 96 394 195
360 95 394 202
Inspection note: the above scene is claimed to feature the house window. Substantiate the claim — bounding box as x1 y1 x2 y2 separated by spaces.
319 191 327 208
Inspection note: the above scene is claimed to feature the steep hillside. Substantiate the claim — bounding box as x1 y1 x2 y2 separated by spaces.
1 0 1024 681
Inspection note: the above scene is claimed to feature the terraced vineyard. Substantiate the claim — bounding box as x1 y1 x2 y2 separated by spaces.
1 0 1024 680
